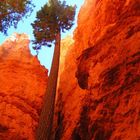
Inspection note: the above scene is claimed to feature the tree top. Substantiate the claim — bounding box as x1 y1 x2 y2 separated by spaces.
32 0 76 49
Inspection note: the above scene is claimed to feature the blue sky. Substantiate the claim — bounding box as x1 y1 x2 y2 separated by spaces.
0 0 84 71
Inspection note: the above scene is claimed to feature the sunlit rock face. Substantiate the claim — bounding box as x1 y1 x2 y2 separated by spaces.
54 35 86 140
0 33 48 140
59 35 74 77
56 0 140 139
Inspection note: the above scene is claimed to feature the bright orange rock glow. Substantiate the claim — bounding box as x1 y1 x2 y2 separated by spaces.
55 0 140 140
0 0 140 139
0 33 47 140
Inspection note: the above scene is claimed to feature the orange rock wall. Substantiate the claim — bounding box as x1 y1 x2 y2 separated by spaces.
0 33 47 140
56 0 140 140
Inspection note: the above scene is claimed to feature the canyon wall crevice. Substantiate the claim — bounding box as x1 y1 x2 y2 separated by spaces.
56 0 140 139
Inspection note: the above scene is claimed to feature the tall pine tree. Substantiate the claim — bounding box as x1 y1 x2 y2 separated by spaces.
32 0 76 139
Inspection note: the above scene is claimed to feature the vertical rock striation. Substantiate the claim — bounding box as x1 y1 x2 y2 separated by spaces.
0 33 48 140
54 36 86 140
56 0 140 140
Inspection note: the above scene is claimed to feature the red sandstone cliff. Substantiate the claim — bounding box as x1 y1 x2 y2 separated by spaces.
0 33 48 140
55 0 140 140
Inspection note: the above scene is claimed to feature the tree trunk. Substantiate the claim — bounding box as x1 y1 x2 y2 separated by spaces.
36 31 61 140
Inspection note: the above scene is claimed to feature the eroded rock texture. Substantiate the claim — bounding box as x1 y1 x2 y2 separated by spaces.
56 0 140 140
0 33 47 140
54 36 86 140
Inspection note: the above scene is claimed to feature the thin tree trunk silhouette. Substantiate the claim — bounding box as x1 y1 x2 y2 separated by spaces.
36 31 61 140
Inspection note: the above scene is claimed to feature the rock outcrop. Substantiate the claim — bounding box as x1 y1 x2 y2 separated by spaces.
0 33 47 140
56 0 140 140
